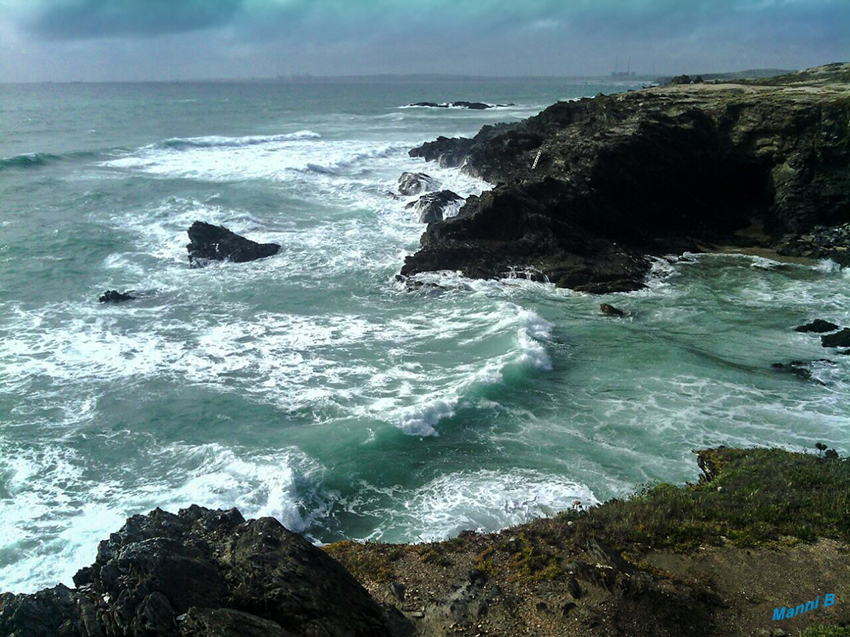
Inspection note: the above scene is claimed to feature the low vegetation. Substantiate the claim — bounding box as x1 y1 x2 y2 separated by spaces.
552 447 849 553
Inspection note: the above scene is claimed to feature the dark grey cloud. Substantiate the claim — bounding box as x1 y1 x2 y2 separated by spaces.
0 0 847 81
24 0 244 39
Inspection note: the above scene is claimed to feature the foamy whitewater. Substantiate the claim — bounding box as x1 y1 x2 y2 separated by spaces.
0 80 848 594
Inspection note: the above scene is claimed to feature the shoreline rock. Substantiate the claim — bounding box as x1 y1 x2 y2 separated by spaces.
402 63 850 292
398 172 438 197
0 506 403 637
405 190 463 223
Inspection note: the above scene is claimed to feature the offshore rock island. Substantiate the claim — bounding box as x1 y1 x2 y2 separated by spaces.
401 63 850 292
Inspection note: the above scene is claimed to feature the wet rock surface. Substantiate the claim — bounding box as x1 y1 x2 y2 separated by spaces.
771 359 834 383
403 64 850 292
99 290 137 303
405 190 464 223
407 101 514 110
600 303 625 317
775 223 850 266
187 221 280 268
398 172 439 197
795 319 840 333
822 328 850 348
0 506 404 637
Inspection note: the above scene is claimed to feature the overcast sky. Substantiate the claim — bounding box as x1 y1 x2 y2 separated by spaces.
0 0 847 81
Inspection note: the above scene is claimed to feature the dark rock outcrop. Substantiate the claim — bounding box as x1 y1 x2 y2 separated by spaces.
822 328 850 348
402 63 850 293
795 319 840 333
398 173 439 197
99 290 136 303
405 190 464 223
0 506 404 637
187 222 280 268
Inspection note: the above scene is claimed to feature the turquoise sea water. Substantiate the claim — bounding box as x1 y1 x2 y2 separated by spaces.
0 79 847 594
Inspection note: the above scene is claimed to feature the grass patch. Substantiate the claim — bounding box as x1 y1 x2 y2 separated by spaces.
553 448 849 553
324 541 404 583
798 626 850 637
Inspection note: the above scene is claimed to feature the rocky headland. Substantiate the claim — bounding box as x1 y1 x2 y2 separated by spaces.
2 448 848 637
400 63 850 292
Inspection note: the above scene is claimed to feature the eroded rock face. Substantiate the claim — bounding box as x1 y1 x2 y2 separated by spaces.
398 173 439 197
403 64 850 292
0 506 402 637
187 222 280 268
405 190 464 223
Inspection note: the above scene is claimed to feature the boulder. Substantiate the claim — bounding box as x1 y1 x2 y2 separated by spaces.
822 328 850 348
99 290 136 303
405 190 464 223
0 506 403 637
187 222 280 268
795 319 840 333
397 172 439 197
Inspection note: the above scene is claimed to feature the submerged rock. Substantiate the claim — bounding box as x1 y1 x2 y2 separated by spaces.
99 290 136 303
795 319 840 333
403 63 850 293
0 506 402 637
398 172 439 196
822 328 850 348
408 101 514 110
771 360 833 382
600 303 625 317
187 221 280 268
405 190 463 223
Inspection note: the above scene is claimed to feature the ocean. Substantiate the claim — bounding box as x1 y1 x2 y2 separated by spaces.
0 79 847 594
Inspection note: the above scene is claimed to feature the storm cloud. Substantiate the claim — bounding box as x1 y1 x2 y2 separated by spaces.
0 0 847 81
22 0 244 39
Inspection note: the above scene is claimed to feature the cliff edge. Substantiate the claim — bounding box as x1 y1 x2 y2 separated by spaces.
2 448 848 637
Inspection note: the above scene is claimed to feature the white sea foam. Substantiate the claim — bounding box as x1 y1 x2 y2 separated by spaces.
102 134 410 183
153 130 321 149
363 469 598 542
387 306 553 436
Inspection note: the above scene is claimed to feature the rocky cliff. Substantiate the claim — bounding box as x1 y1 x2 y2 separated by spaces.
401 63 850 292
0 507 408 637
